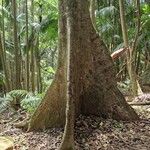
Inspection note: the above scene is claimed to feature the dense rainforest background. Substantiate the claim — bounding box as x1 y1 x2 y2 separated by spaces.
0 0 150 149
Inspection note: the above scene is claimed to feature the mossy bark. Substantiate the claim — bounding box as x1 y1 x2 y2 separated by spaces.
28 0 138 131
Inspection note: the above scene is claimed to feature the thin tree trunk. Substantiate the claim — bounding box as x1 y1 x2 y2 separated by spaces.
119 0 142 96
31 0 35 93
2 0 6 64
35 37 42 93
1 0 11 92
132 0 143 94
25 0 30 91
36 8 43 93
0 34 10 92
12 0 21 89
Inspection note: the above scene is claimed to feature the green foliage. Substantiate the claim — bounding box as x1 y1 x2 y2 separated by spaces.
8 90 28 100
96 1 150 53
7 90 43 113
142 3 150 14
6 90 28 110
0 90 28 112
0 72 4 85
117 79 131 94
0 0 59 95
0 97 10 113
0 90 43 113
96 4 121 49
21 93 43 113
0 5 11 17
97 6 117 17
0 0 149 99
41 66 55 91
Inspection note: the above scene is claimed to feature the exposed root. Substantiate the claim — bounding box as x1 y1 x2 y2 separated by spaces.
14 117 30 131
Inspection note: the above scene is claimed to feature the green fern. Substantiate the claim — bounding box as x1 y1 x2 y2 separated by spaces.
0 97 11 113
21 93 43 113
8 90 28 100
0 91 43 113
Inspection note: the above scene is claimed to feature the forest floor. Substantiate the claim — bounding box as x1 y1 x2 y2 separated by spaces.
0 94 150 150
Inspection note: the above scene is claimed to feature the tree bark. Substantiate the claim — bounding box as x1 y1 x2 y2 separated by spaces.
28 0 67 130
59 1 76 149
0 34 10 92
31 0 35 93
35 36 42 93
1 0 11 92
28 0 138 131
25 0 30 91
12 0 21 89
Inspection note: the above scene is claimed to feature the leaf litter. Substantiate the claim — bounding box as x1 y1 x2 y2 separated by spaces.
0 95 150 150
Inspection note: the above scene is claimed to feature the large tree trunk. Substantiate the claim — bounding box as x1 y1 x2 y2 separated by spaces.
28 0 138 131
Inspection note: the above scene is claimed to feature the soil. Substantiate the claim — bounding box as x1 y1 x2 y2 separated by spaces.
0 94 150 150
